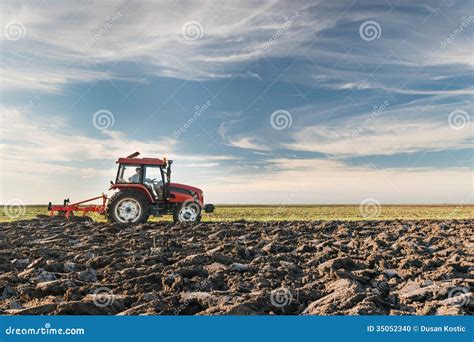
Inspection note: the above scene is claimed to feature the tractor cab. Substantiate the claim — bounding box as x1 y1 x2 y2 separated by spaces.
116 162 165 200
113 152 172 201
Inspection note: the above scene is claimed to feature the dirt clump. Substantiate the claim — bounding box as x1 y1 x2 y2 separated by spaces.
0 218 472 315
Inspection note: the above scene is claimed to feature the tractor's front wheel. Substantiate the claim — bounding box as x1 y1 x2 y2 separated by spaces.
173 202 202 223
107 191 150 223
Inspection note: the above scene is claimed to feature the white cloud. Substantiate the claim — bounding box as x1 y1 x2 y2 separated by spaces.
222 96 473 157
0 106 234 203
201 158 473 204
226 136 271 151
1 1 472 94
0 1 328 91
1 1 473 205
0 65 113 93
284 99 473 156
285 118 473 156
0 107 176 162
1 106 472 204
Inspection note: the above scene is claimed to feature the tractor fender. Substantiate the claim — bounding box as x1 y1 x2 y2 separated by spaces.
109 184 154 203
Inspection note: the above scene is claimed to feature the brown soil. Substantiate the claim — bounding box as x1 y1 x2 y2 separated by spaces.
0 218 472 315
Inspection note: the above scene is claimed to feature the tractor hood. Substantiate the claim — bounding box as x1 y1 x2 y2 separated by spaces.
169 182 203 195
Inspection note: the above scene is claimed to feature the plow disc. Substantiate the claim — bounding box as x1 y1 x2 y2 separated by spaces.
48 194 107 219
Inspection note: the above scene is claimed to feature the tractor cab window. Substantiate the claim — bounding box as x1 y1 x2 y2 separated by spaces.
144 166 164 199
117 165 142 184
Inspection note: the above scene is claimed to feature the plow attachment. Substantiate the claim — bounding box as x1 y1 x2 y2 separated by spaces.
48 194 107 219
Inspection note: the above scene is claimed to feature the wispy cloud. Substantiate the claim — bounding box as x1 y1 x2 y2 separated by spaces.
221 95 473 156
1 0 472 204
2 1 472 93
226 136 271 151
200 157 473 204
284 99 473 156
0 106 234 202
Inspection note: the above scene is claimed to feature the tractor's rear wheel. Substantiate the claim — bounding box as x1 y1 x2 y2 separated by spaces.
107 191 150 223
173 202 202 223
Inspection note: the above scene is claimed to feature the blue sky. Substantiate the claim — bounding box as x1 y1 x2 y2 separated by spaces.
0 0 473 204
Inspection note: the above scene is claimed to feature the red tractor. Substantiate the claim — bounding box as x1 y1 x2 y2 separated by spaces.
48 152 214 223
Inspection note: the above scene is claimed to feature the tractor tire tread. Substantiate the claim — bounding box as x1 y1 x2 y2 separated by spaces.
173 202 202 224
106 190 150 223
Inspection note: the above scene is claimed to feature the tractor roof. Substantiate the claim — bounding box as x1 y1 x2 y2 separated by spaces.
117 157 165 166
